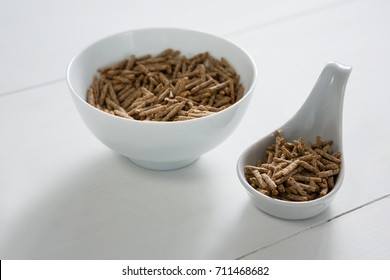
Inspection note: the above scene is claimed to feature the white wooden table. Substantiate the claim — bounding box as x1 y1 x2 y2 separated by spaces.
1 0 389 260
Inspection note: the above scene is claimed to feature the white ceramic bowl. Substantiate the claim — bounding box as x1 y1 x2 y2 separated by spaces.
67 28 257 170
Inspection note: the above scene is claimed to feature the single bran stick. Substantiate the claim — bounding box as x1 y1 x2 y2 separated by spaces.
273 159 300 179
261 173 279 196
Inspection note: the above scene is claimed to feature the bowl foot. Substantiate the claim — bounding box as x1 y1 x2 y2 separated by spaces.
128 157 199 170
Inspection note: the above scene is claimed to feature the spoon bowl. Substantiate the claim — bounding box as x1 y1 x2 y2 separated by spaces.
237 62 352 219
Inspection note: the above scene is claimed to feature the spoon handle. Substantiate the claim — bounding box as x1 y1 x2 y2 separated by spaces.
289 62 352 143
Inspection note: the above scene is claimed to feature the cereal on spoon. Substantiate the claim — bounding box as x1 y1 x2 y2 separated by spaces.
244 130 341 202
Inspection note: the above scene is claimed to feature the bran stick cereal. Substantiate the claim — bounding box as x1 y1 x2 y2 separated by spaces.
244 130 342 202
86 49 245 122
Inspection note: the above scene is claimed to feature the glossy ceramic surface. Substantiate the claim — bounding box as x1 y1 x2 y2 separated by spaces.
67 28 257 170
237 62 352 219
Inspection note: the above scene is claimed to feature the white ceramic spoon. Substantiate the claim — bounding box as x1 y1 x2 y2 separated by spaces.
237 62 352 219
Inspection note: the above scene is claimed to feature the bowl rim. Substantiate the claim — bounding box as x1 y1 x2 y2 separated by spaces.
66 27 258 125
